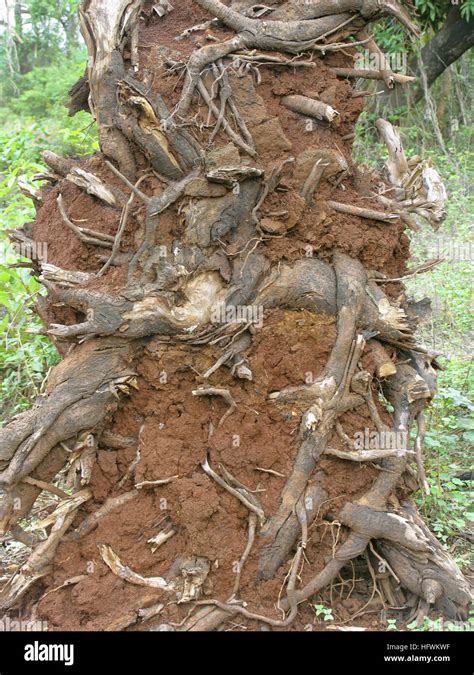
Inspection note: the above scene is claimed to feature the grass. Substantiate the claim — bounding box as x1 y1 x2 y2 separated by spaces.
0 54 98 423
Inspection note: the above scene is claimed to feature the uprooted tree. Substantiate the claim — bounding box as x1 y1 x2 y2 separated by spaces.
0 0 471 631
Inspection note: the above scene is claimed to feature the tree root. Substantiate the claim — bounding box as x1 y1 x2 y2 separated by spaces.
231 512 257 599
173 0 418 120
201 455 265 525
332 67 416 84
301 159 330 204
281 95 339 123
258 253 368 579
192 387 237 428
57 194 115 248
327 200 400 223
197 77 256 155
65 489 140 540
0 489 91 610
0 338 137 532
375 119 447 227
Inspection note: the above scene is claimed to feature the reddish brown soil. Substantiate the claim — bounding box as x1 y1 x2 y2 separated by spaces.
26 0 411 631
36 310 388 631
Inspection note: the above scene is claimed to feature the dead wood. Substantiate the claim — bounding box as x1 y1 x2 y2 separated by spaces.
332 67 416 84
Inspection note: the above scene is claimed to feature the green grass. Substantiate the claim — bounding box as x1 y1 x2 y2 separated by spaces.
0 55 98 422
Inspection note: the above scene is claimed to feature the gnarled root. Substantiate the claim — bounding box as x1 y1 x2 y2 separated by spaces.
0 338 137 533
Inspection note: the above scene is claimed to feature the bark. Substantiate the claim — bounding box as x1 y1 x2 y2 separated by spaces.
413 6 474 100
383 6 474 108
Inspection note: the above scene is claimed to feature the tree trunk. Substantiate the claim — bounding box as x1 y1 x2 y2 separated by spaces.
378 6 472 110
413 5 474 101
13 0 28 74
0 0 471 631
